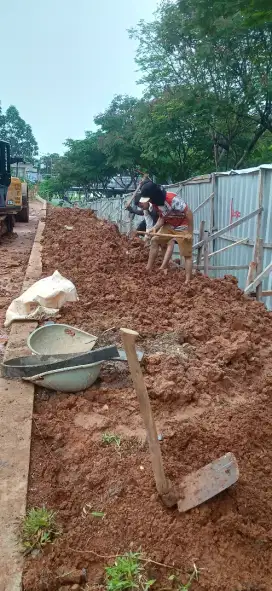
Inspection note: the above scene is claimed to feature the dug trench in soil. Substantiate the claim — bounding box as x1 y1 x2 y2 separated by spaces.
23 207 272 591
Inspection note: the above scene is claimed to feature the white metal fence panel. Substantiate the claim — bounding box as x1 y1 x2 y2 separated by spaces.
91 196 139 234
181 178 213 244
88 167 272 309
215 172 260 242
212 237 253 284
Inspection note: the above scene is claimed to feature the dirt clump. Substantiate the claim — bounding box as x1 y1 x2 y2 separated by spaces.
23 207 272 591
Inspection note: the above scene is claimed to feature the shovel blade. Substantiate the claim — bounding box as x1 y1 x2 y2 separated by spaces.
115 349 144 362
178 452 239 513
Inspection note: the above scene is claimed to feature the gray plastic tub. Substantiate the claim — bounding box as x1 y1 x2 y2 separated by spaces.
1 345 119 379
23 362 102 392
27 323 97 355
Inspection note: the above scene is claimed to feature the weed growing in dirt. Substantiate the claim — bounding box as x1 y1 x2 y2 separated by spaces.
82 503 106 519
105 552 155 591
102 432 122 449
169 564 201 590
21 507 59 554
91 511 105 518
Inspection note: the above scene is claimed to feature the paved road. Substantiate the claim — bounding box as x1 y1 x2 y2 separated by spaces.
0 201 43 360
0 199 44 591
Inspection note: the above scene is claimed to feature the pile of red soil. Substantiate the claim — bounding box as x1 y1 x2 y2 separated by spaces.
23 207 272 591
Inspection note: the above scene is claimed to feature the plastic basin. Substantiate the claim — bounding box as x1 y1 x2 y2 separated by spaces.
27 323 97 355
23 361 102 392
1 345 119 379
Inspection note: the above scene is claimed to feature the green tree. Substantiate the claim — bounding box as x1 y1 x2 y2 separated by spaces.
39 0 272 190
135 90 215 181
186 0 272 27
54 132 116 193
1 105 38 161
38 176 70 200
94 95 146 187
0 103 6 133
130 0 272 169
38 153 61 176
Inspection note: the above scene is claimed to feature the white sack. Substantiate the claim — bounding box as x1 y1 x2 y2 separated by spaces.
5 270 78 327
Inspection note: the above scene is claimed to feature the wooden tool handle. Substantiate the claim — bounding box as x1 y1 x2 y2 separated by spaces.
125 175 148 209
137 230 192 240
120 328 176 505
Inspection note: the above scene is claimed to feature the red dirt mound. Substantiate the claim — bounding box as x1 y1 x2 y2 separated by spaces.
23 207 272 591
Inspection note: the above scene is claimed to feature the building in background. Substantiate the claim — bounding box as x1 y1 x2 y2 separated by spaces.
11 162 41 183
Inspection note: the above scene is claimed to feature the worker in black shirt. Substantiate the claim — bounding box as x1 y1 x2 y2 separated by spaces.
126 195 159 234
125 176 159 237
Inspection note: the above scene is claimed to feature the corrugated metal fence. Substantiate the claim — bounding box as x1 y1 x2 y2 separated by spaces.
91 195 141 234
89 165 272 308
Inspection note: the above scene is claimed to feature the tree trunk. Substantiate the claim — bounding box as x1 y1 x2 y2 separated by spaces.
235 126 265 169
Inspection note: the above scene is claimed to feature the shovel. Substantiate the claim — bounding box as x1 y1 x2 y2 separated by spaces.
120 328 239 513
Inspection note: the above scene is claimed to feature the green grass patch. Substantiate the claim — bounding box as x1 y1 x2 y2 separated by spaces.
105 552 155 591
21 507 60 554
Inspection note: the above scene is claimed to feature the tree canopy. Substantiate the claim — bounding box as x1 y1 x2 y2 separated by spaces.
130 0 272 171
0 103 38 162
40 0 272 194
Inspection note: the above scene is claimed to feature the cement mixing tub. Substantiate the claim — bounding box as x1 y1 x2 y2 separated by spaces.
27 323 97 355
1 345 119 379
23 361 102 392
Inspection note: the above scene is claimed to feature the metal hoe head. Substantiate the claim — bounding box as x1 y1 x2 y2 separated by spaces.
178 452 239 513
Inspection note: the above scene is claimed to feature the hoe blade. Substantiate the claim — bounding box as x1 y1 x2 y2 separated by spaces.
178 452 239 513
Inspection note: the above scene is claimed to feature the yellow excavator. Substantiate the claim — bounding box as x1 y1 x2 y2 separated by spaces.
0 140 29 234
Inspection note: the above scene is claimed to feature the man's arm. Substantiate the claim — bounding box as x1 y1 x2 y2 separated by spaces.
148 216 164 233
127 204 144 216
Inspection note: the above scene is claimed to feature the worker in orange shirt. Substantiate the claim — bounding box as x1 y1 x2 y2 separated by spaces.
138 180 193 283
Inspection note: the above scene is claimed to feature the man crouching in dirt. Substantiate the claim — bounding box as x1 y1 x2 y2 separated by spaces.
138 181 194 283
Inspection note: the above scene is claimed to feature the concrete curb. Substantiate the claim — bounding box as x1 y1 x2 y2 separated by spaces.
33 194 47 205
0 200 47 591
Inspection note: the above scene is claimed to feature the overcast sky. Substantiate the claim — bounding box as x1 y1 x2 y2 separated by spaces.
2 0 158 155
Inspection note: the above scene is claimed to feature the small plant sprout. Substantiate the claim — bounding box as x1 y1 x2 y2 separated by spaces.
21 507 60 554
105 552 155 591
102 432 122 449
82 503 105 519
169 563 202 590
91 511 105 519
